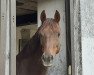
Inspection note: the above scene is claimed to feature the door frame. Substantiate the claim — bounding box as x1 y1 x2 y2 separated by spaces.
0 0 16 75
0 0 82 75
70 0 82 75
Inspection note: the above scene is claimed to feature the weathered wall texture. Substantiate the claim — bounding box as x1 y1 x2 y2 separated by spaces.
16 24 37 55
38 0 67 75
70 0 82 75
80 0 94 75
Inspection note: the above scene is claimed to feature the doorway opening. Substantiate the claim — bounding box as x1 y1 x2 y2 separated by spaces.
16 0 71 75
0 0 78 75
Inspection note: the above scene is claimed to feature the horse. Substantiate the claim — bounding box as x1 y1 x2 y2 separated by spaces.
16 10 61 75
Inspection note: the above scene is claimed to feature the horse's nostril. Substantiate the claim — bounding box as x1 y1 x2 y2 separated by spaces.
42 55 45 60
42 52 54 63
42 54 53 62
50 55 53 60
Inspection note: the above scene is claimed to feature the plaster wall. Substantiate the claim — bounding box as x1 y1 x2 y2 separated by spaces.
38 0 67 75
80 0 94 75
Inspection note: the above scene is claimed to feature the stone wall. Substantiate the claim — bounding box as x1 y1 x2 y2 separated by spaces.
80 0 94 75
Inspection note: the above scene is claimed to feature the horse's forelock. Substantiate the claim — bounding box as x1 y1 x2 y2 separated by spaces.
38 18 60 34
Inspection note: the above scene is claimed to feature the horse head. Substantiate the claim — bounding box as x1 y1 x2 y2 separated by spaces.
38 10 61 67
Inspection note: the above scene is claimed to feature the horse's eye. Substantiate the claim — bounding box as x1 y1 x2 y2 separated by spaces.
58 33 60 37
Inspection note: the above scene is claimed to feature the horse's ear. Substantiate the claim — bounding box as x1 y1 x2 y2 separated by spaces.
54 10 60 23
40 10 46 23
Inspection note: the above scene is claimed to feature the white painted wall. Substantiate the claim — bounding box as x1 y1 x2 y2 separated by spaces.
38 0 67 75
80 0 94 75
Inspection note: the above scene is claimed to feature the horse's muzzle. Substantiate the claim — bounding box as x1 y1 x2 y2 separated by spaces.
41 53 53 67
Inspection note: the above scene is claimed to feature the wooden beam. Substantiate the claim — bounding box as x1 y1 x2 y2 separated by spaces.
16 7 37 12
0 0 6 74
10 0 16 75
70 0 82 75
65 0 72 75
